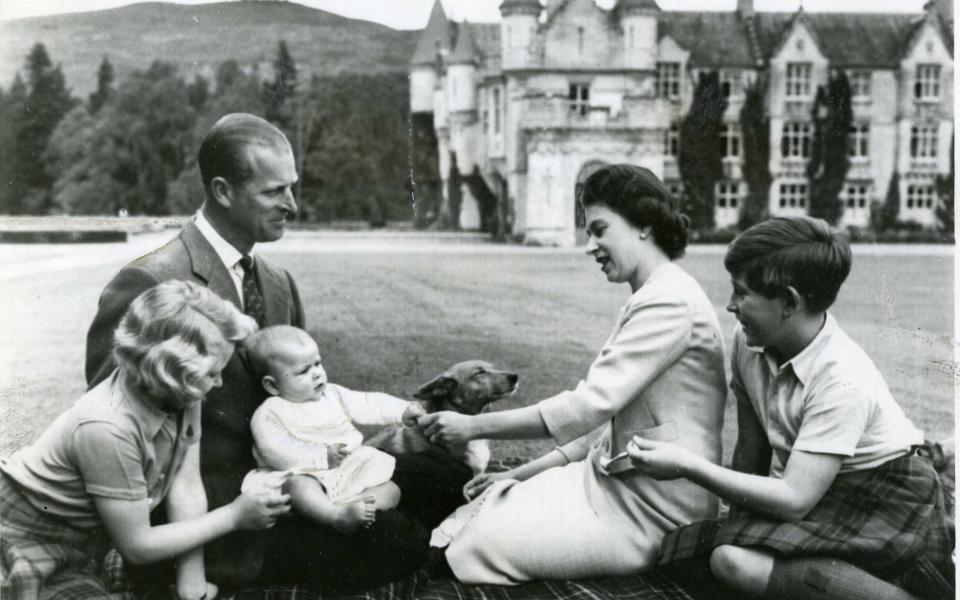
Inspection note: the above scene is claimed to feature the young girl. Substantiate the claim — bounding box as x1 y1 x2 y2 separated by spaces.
628 217 953 600
0 280 291 600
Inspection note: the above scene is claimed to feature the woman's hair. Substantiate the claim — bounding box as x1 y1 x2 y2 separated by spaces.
724 216 851 312
113 280 258 404
580 164 690 259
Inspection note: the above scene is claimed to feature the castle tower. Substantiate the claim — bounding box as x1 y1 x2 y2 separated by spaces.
500 0 541 71
447 24 478 114
410 0 452 114
620 0 660 71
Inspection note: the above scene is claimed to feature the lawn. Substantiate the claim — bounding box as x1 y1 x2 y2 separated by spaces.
0 234 954 467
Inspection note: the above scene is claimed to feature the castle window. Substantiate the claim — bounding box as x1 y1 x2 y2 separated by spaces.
843 183 870 209
720 70 743 100
569 83 589 116
781 122 812 159
493 87 502 134
914 64 941 101
847 123 869 159
906 183 936 209
910 124 938 159
715 181 742 208
848 70 871 99
720 124 741 159
785 62 812 98
664 122 680 157
656 62 681 99
779 182 808 208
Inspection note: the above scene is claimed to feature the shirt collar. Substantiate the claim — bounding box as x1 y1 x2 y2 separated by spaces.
111 372 175 439
194 210 249 270
748 313 836 386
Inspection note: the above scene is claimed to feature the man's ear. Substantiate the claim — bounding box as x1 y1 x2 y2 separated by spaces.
210 176 233 209
262 375 280 396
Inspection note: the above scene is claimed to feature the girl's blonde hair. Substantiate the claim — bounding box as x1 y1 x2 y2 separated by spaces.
113 280 258 404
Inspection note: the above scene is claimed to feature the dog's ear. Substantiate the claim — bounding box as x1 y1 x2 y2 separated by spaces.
414 375 459 402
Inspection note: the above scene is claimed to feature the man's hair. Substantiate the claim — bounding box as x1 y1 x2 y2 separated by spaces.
197 113 290 197
243 325 316 381
724 216 852 312
580 164 690 259
114 280 257 404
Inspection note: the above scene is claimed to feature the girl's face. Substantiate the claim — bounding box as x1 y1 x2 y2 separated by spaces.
584 203 646 290
195 348 232 397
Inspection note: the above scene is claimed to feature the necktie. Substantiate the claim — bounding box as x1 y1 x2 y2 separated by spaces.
239 255 265 326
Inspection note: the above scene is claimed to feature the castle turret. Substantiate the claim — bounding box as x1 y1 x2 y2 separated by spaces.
410 0 453 114
447 24 479 113
500 0 541 71
620 0 660 71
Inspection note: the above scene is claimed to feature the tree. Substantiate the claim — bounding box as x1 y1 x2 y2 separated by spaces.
0 75 27 213
1 44 76 214
807 70 852 225
88 56 114 114
186 74 210 111
934 135 954 234
738 76 771 229
263 41 298 128
679 70 726 230
873 171 900 232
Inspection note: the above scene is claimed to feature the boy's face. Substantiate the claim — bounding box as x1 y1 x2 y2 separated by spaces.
265 339 327 403
726 274 787 349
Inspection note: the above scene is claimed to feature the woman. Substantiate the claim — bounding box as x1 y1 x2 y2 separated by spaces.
0 281 289 600
419 164 728 585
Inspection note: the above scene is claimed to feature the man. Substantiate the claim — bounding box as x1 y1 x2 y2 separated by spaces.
86 113 436 592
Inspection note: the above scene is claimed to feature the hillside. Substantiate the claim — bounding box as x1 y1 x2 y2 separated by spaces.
0 1 420 97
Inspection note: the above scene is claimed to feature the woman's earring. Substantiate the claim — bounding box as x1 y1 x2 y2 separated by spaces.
639 233 648 240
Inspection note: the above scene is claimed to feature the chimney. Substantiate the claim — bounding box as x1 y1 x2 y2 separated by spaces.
737 0 754 18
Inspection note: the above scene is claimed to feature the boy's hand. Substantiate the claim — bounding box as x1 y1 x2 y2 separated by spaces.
402 403 427 427
327 443 350 468
626 436 695 480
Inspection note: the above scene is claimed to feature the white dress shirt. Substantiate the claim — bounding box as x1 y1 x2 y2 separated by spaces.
194 211 249 307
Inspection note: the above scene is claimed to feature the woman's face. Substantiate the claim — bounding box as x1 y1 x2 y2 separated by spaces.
584 203 645 289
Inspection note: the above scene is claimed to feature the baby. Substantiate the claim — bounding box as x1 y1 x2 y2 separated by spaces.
243 325 424 533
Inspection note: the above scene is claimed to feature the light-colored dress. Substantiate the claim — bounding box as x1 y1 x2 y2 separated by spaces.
441 262 728 585
247 384 408 502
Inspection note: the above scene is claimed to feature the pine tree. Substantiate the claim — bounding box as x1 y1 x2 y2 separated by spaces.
934 135 954 234
187 74 210 110
874 171 901 232
88 56 114 114
679 70 726 230
0 75 28 214
263 41 298 128
807 70 852 225
738 76 771 229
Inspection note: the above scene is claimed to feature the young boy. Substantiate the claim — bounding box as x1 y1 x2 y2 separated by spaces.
627 217 953 599
243 326 425 533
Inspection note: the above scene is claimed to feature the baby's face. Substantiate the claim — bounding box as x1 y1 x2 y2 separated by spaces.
269 339 328 403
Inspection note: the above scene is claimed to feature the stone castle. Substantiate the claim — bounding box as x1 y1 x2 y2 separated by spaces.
408 0 954 245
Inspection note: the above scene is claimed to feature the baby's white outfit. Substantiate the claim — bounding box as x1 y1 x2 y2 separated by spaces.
245 384 409 502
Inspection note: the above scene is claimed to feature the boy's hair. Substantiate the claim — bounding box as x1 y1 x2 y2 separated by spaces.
114 280 257 404
243 325 316 381
724 216 851 312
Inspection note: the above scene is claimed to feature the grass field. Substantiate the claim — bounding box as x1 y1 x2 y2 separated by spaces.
0 233 954 466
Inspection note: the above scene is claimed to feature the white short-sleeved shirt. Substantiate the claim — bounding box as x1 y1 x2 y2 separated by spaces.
730 313 924 477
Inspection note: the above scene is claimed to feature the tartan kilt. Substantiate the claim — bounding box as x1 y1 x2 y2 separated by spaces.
659 454 954 590
0 473 134 600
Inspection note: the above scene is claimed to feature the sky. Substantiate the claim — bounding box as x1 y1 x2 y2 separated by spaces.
0 0 933 28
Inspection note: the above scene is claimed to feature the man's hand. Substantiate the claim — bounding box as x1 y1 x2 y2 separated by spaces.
327 443 350 468
417 411 476 447
402 403 427 427
626 436 697 480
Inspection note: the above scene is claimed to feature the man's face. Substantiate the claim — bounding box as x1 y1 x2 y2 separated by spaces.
224 143 298 248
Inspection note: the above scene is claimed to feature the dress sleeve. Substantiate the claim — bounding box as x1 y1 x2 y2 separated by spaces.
538 294 692 446
73 422 148 500
335 385 409 426
250 404 329 470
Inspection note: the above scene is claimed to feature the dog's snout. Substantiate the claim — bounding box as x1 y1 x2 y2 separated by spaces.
508 373 519 386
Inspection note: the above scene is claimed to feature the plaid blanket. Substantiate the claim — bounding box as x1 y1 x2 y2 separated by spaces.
660 454 954 596
0 473 135 600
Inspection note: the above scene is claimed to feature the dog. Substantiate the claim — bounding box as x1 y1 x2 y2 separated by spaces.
366 360 519 474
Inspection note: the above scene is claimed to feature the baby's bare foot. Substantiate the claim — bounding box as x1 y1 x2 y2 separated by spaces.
333 496 376 533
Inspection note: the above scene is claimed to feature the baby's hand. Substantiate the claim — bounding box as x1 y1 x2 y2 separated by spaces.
402 403 427 427
328 444 350 468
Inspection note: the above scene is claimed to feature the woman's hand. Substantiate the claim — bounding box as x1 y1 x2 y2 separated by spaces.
626 436 697 480
327 443 350 468
230 490 291 530
463 471 511 501
175 580 218 600
417 411 476 447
